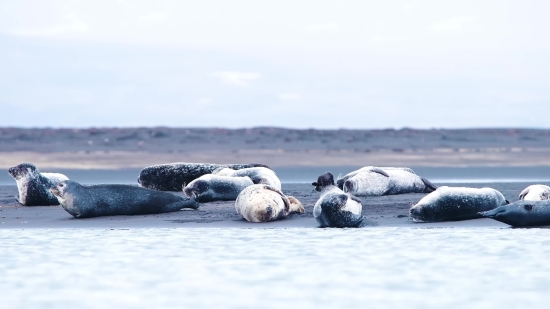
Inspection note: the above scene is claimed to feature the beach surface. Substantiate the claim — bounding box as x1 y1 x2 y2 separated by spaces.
0 182 536 229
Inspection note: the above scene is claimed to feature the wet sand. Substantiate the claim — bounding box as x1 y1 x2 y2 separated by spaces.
0 182 535 229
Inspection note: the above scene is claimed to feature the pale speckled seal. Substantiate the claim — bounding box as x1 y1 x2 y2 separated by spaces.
341 167 437 197
50 180 198 218
312 172 363 228
137 162 271 191
235 184 304 223
409 186 508 222
213 167 281 190
336 166 416 189
479 200 550 227
8 163 68 206
518 184 550 201
183 175 254 202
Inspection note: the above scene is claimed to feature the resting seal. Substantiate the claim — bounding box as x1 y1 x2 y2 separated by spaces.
518 184 550 201
409 186 508 222
8 163 68 206
183 175 253 202
235 184 304 222
479 200 550 227
341 167 437 196
137 162 270 191
213 167 281 190
336 166 416 189
312 172 363 228
50 180 198 218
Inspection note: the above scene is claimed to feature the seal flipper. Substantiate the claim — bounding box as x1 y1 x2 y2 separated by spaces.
263 184 291 213
371 168 389 177
421 178 438 192
348 194 362 204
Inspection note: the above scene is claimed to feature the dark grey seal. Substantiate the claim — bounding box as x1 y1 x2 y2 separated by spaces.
8 163 68 206
183 175 254 203
137 162 271 191
312 172 363 228
479 200 550 227
409 186 508 222
50 180 199 218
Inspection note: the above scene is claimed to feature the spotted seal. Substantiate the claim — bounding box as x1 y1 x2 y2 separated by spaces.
518 184 550 201
213 167 281 190
235 184 304 222
409 186 508 222
341 167 437 196
312 172 363 228
8 163 68 206
336 166 416 189
479 200 550 227
137 162 271 191
50 180 198 218
183 175 254 202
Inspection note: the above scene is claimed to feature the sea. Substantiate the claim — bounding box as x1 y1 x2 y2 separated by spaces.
1 166 550 308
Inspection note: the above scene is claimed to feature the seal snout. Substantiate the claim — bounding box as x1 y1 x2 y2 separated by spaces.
409 205 424 221
343 179 356 193
50 186 60 197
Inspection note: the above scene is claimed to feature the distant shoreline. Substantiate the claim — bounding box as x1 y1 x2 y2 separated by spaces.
0 127 549 169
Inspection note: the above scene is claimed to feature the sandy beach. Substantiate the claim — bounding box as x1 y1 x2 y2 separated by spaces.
0 182 534 229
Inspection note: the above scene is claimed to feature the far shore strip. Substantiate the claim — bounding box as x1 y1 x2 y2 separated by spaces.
1 148 550 169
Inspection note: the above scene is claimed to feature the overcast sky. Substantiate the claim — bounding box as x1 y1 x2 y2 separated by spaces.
0 0 548 129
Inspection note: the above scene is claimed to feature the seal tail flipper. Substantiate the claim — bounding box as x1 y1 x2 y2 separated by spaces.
421 178 438 192
518 187 530 200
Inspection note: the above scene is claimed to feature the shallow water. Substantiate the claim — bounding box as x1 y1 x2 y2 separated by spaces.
1 228 549 308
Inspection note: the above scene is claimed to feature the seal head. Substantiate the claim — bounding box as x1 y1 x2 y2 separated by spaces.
312 172 335 192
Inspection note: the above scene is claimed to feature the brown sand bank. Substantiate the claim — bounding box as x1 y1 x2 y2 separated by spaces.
0 127 549 169
0 182 535 229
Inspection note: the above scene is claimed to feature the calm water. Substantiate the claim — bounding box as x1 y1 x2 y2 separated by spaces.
1 228 549 308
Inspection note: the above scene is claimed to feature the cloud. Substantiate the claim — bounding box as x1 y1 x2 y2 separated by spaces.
139 12 170 22
11 13 89 37
306 22 339 32
197 97 212 105
279 93 300 100
430 16 477 32
213 72 261 87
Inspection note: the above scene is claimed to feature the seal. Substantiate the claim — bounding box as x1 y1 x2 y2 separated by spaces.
312 172 363 228
479 200 550 227
183 175 254 202
213 167 282 190
336 166 416 189
518 184 550 201
235 184 304 223
50 180 199 218
409 186 508 222
137 162 271 191
341 167 437 196
8 163 69 206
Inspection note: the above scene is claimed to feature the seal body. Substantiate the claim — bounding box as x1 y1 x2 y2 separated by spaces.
336 166 416 189
518 185 550 201
342 168 437 196
235 184 304 222
8 163 69 206
312 172 363 228
213 167 282 190
50 180 198 218
479 200 550 227
409 186 508 222
183 175 253 202
137 162 270 191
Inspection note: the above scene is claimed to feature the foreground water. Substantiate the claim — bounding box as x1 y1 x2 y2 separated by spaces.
1 228 549 308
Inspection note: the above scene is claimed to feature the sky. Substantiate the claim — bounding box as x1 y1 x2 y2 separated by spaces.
0 0 549 129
